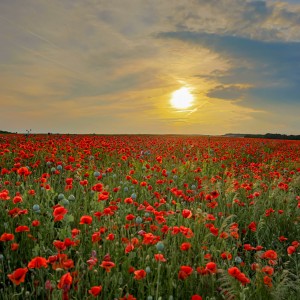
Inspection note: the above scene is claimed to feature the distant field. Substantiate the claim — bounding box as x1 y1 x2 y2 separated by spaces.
0 134 300 299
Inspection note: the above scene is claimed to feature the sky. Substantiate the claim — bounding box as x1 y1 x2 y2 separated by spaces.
0 0 300 135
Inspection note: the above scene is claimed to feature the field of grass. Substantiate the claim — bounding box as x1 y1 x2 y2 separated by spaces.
0 134 300 299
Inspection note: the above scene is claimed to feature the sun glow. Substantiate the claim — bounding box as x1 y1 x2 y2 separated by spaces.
170 87 194 109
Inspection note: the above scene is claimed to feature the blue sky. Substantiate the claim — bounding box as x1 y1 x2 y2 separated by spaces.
0 0 299 134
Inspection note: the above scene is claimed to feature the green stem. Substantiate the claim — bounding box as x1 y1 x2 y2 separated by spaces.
155 262 161 300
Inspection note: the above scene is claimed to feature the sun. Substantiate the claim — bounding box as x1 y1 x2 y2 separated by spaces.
170 87 194 109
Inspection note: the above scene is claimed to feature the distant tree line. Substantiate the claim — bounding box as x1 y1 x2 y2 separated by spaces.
0 130 13 134
225 133 300 140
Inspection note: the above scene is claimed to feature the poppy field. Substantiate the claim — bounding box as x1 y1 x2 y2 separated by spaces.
0 134 300 300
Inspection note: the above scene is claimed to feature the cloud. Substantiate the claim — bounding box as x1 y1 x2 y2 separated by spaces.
207 85 250 100
157 30 300 110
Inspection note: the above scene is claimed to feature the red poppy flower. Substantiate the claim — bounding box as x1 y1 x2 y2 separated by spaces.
92 183 103 192
53 240 67 252
13 195 23 204
98 191 109 201
262 266 274 276
32 220 40 227
133 269 147 280
11 243 19 251
287 246 296 255
262 250 278 260
191 295 202 300
0 189 10 200
65 178 73 185
154 254 167 262
263 275 272 287
100 261 115 272
28 256 48 269
228 267 250 285
15 225 30 233
125 214 135 221
89 286 102 297
248 222 257 232
8 267 28 285
178 266 193 280
180 242 191 251
17 167 30 176
182 209 192 218
79 215 93 225
0 233 14 242
57 272 72 289
220 252 232 260
125 243 134 253
53 206 68 222
228 267 241 277
205 262 217 274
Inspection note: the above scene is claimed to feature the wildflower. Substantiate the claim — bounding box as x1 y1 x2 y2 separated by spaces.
248 222 257 232
244 244 254 251
220 252 232 260
178 266 193 280
154 254 167 262
89 286 102 297
0 233 14 242
209 226 219 236
205 262 217 274
128 266 135 274
133 269 147 280
228 267 250 285
106 233 115 241
53 240 66 252
180 242 191 251
191 296 202 300
13 194 23 204
182 209 192 218
100 261 115 272
57 272 72 299
196 266 209 275
125 243 135 253
92 183 103 192
17 167 30 176
87 257 98 270
28 189 36 196
32 220 40 227
53 206 68 222
219 232 229 239
65 178 73 185
278 236 288 242
92 232 101 243
261 250 278 260
262 266 274 276
263 275 272 287
15 225 30 233
79 215 93 225
28 257 48 269
8 267 28 285
98 191 109 201
287 246 296 255
11 243 19 251
142 233 160 245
